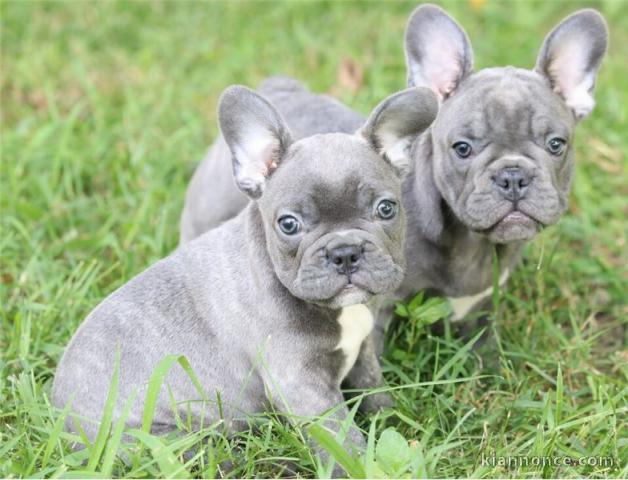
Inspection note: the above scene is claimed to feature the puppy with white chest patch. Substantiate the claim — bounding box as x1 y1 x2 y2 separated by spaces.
52 85 438 470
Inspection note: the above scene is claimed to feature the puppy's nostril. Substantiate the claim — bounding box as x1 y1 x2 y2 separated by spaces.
492 167 532 201
492 175 508 189
328 245 362 274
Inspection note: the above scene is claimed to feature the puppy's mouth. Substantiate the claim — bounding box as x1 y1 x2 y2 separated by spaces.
330 281 374 307
492 210 539 228
291 234 405 308
481 210 542 243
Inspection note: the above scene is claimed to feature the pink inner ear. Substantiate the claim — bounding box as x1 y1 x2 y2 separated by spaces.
233 127 280 192
548 37 596 119
420 35 464 99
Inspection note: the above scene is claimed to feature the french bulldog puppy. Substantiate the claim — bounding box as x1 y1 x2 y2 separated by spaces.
52 85 438 468
397 5 608 324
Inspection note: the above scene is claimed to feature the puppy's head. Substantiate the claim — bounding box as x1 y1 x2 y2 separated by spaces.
405 5 608 243
219 86 438 308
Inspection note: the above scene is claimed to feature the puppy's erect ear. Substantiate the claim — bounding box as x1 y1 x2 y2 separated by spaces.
404 4 473 100
360 87 439 177
535 9 608 120
219 86 293 199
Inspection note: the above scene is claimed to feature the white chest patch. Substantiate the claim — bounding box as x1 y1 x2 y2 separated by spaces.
448 269 510 322
335 304 374 383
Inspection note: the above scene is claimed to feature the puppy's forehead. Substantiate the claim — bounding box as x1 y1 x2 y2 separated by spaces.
288 133 383 175
439 67 574 140
268 133 397 202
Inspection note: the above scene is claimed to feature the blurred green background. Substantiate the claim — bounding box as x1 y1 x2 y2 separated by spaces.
1 1 626 478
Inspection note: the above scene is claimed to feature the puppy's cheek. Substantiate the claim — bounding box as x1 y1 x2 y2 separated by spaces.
438 171 479 226
435 154 467 202
463 191 508 230
357 249 405 293
290 249 345 301
555 158 574 196
291 265 346 302
519 184 565 226
266 242 301 288
378 226 406 267
515 167 563 224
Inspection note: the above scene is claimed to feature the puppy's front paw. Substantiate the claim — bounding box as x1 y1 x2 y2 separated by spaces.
360 392 394 413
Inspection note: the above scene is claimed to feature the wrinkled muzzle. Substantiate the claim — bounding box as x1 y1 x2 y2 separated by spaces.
290 229 404 308
460 157 566 243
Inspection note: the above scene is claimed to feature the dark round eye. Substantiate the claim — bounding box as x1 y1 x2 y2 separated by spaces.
277 215 300 235
376 199 397 220
547 137 566 155
452 141 472 158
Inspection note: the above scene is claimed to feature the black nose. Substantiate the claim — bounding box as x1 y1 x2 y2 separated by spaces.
328 245 362 275
492 167 532 202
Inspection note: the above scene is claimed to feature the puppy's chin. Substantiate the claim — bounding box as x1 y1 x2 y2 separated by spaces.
485 211 540 243
325 285 373 309
292 283 373 309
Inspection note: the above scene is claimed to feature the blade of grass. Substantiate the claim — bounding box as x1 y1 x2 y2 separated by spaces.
58 470 111 479
41 401 73 469
126 428 191 479
433 330 484 382
86 347 121 471
71 415 93 452
0 432 24 460
491 246 500 312
364 412 379 478
100 389 139 477
555 363 564 426
141 354 207 434
307 423 366 479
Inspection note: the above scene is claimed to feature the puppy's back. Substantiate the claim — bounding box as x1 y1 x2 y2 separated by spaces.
259 76 365 139
52 215 267 440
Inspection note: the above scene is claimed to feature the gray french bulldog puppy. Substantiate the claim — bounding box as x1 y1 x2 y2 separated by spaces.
52 85 438 469
397 5 608 323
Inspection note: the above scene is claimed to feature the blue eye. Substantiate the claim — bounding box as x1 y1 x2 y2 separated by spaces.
547 137 566 155
453 141 472 158
376 200 397 220
277 215 300 235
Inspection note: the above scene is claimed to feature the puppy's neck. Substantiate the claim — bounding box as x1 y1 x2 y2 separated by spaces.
243 203 279 286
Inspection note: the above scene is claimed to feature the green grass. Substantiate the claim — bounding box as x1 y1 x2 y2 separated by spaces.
1 0 627 478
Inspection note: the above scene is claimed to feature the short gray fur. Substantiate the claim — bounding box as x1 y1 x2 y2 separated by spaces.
53 84 438 473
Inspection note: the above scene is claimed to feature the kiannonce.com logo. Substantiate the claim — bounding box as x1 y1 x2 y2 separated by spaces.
480 453 619 469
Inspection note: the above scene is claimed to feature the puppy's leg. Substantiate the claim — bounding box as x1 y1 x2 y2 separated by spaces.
342 333 394 413
372 302 396 356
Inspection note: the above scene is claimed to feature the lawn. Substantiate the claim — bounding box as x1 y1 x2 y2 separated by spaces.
1 0 626 478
